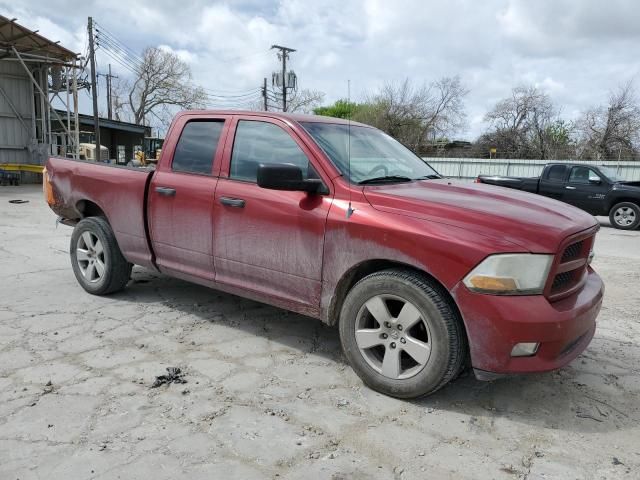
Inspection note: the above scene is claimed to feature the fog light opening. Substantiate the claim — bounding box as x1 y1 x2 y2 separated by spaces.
511 342 540 357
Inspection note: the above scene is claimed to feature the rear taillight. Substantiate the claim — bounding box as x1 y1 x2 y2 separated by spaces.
43 168 55 206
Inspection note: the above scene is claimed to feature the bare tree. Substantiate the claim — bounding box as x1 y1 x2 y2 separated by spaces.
111 78 130 123
115 47 207 126
478 86 570 159
352 77 468 151
268 89 325 113
576 80 640 160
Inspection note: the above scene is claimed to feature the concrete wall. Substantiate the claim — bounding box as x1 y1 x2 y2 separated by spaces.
424 157 640 181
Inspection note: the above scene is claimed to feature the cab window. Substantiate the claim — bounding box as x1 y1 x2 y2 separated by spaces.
172 121 224 175
569 166 601 184
230 120 311 182
546 165 567 182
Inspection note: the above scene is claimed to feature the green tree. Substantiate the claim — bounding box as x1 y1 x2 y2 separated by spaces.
314 100 360 119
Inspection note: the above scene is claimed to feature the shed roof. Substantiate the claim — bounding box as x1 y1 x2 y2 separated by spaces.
53 110 149 135
0 15 77 62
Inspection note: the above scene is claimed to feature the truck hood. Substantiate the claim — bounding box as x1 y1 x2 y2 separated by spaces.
363 179 598 253
615 181 640 190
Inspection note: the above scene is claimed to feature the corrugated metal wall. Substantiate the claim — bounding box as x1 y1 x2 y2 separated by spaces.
424 157 640 181
0 61 33 166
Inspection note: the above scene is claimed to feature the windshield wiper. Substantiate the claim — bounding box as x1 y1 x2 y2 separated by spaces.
415 174 441 180
358 175 414 185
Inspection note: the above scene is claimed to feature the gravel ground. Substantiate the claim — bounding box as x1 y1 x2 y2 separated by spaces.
1 185 639 480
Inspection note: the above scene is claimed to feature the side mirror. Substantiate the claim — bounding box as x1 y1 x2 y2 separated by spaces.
257 163 324 193
588 177 601 185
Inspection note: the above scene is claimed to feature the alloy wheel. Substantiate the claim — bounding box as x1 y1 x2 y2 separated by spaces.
76 231 106 283
614 206 636 227
354 294 432 380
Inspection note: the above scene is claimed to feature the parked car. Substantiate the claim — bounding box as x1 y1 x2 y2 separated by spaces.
476 163 640 230
43 111 604 398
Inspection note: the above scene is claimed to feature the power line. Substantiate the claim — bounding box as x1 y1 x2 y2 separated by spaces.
96 46 140 77
93 21 144 64
203 90 262 99
94 37 142 73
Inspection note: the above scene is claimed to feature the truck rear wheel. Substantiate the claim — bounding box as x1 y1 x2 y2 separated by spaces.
339 269 466 399
70 217 132 295
609 202 640 230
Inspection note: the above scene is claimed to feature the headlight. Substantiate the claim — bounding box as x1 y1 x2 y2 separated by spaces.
463 254 553 295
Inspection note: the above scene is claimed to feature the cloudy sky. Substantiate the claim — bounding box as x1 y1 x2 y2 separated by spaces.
6 0 640 139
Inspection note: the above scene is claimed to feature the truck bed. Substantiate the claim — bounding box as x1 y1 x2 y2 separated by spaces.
476 175 539 193
45 157 155 268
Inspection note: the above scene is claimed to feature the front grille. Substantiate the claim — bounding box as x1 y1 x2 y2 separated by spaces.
546 232 596 300
561 240 583 263
552 270 575 292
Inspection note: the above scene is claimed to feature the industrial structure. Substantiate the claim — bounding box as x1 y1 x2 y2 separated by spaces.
52 110 150 165
0 15 82 182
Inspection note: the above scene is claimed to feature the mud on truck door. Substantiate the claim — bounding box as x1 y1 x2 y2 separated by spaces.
148 116 231 281
213 117 333 308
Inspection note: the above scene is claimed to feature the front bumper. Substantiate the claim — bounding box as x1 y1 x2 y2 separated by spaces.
451 267 603 376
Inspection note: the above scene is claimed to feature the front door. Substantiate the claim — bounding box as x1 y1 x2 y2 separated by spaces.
149 116 230 281
213 117 333 308
563 165 609 214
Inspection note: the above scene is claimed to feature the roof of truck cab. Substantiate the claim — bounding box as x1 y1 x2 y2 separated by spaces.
174 110 371 127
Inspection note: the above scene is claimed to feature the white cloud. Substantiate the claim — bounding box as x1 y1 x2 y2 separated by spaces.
7 0 640 138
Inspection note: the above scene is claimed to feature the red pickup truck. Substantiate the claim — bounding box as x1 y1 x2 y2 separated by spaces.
44 111 604 398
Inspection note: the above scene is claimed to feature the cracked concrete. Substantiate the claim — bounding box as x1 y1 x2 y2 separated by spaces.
1 185 639 479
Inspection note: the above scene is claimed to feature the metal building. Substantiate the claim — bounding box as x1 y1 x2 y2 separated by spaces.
0 15 79 182
52 110 150 164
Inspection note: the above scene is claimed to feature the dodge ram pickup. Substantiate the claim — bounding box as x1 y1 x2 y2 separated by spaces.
44 111 604 398
477 163 640 230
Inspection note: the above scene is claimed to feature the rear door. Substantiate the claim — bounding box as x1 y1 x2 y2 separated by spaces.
212 116 333 308
148 115 231 281
563 165 609 214
538 164 568 201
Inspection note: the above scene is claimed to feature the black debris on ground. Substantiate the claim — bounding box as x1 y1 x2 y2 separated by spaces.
151 367 187 388
8 199 29 204
42 380 55 395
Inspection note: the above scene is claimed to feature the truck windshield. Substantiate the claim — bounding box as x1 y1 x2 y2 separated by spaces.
300 122 440 184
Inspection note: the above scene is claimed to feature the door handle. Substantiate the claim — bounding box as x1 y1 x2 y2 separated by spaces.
220 197 246 208
155 186 176 196
565 186 576 190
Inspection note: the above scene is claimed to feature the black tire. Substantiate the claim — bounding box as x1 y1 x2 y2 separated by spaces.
609 202 640 230
70 216 132 295
339 269 466 399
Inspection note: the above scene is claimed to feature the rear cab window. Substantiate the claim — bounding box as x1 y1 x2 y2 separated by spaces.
172 121 225 175
545 165 567 182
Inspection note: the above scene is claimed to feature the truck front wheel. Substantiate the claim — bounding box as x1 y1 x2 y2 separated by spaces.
70 217 132 295
339 269 466 399
609 202 640 230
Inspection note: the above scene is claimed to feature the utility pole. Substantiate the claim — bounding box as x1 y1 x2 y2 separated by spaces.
271 45 296 112
262 77 268 111
98 64 118 120
87 17 100 153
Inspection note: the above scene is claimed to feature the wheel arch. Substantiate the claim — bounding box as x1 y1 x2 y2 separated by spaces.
607 197 640 212
326 259 466 332
76 199 108 222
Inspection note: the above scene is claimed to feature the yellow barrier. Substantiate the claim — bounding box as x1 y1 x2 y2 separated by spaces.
0 164 44 174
